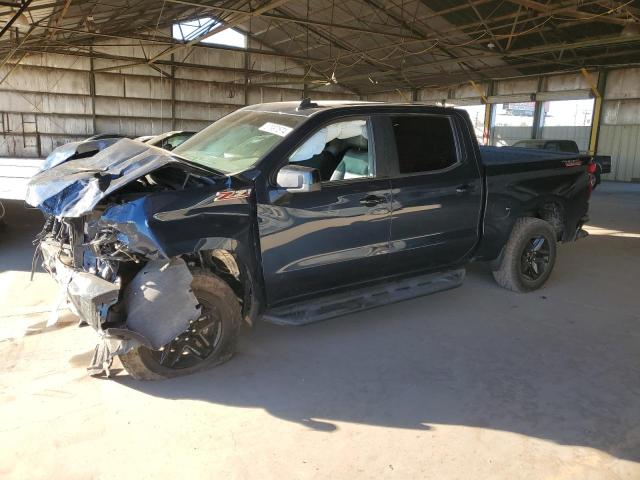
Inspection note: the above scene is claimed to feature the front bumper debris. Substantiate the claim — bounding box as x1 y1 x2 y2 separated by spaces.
40 240 200 376
40 241 120 330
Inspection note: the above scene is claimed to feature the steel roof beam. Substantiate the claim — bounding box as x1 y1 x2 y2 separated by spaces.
0 0 32 39
507 0 629 25
161 0 420 40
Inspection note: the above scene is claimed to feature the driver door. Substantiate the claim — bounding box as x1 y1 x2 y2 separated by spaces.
257 117 393 306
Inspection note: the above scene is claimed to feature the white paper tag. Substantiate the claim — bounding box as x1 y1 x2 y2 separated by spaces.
258 122 293 137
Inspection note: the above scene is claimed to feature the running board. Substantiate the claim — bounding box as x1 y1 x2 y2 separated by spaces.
262 269 465 326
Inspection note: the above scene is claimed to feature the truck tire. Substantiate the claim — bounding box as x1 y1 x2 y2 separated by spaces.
595 164 602 186
492 217 557 293
119 269 242 380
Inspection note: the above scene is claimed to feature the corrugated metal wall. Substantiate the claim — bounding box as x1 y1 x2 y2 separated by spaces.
599 125 640 182
598 68 640 182
0 33 357 158
3 38 640 183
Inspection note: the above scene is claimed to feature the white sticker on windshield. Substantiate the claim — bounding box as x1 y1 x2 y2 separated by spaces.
259 122 293 137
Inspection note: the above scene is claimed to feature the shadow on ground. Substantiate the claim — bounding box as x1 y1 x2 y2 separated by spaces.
117 280 640 462
7 183 640 463
117 218 640 463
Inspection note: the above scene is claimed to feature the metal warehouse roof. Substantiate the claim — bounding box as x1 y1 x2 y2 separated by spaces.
1 0 640 95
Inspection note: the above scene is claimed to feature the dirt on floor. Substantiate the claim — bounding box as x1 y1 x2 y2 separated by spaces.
1 184 639 480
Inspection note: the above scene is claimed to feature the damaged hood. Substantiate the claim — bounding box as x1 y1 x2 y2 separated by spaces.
26 139 191 217
39 137 125 173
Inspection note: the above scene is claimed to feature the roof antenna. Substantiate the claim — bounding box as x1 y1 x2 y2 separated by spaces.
297 97 318 111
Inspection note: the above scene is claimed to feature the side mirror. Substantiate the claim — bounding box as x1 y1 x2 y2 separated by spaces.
276 165 321 193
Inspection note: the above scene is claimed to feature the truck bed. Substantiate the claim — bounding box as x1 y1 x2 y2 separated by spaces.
472 145 591 263
479 146 590 176
479 146 581 165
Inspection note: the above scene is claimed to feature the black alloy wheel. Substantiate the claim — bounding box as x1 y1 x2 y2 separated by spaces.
520 235 551 281
119 270 242 380
150 301 224 370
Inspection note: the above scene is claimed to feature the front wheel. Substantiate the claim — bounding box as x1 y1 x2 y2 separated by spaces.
492 217 557 293
119 270 242 380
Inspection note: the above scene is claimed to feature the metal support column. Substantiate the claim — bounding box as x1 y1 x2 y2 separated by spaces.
89 47 97 135
531 76 544 139
243 51 249 105
482 81 493 146
171 54 176 130
582 68 607 155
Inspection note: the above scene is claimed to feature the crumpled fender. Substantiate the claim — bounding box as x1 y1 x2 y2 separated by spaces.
87 258 200 375
95 177 255 258
124 258 201 349
26 139 180 217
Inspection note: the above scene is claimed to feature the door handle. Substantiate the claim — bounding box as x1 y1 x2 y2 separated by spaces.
359 195 386 206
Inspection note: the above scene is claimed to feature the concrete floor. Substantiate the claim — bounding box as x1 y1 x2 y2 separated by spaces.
1 183 639 479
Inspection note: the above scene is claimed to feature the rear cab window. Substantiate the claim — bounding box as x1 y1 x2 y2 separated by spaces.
544 142 560 152
388 115 459 175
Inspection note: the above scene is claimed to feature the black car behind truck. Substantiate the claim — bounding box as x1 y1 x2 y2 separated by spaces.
511 138 611 185
26 100 593 379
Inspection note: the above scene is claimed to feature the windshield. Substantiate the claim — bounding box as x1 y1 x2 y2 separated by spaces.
173 110 306 173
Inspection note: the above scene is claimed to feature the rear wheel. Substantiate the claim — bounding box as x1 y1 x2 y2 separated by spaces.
492 217 557 293
119 270 241 380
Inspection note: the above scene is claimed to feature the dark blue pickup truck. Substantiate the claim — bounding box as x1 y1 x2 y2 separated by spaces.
26 100 593 379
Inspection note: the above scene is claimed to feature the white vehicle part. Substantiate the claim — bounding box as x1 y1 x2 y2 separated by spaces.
289 120 367 162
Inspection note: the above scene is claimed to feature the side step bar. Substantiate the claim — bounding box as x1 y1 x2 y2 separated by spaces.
262 268 465 326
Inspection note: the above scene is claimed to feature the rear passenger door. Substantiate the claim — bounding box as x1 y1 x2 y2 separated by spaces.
382 113 483 274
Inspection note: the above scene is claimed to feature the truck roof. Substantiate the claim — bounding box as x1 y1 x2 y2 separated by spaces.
241 100 460 117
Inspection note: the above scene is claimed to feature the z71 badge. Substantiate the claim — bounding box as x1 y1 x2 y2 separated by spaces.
214 189 252 202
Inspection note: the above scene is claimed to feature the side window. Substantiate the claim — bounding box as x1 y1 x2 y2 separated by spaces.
390 115 458 174
288 119 373 182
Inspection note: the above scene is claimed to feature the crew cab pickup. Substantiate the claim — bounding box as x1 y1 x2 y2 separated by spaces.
26 100 593 379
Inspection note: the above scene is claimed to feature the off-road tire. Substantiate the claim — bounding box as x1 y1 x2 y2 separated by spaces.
120 269 242 380
492 217 557 293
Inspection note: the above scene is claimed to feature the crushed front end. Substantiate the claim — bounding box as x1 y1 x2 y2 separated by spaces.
36 214 200 376
26 136 261 378
26 139 233 376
